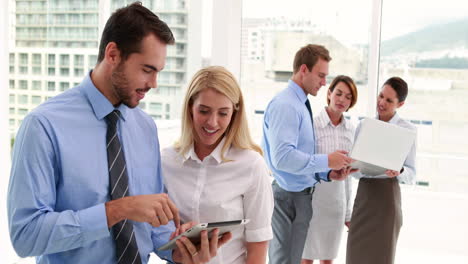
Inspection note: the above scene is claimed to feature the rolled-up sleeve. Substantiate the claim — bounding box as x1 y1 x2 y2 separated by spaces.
243 157 274 242
397 130 417 184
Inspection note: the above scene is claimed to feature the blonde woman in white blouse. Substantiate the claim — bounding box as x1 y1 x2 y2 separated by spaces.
301 75 358 264
162 66 274 264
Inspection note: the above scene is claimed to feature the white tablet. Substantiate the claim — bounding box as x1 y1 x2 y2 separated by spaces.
157 219 250 251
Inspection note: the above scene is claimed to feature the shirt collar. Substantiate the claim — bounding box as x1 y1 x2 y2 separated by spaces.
80 71 129 121
316 107 351 129
388 112 401 124
288 79 308 104
182 137 227 164
376 112 400 125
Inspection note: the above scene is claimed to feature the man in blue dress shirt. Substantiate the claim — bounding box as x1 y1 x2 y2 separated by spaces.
261 44 356 264
7 3 229 264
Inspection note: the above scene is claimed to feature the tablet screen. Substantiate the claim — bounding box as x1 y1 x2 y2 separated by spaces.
157 219 249 251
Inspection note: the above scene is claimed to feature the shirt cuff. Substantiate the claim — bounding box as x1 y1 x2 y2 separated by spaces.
157 250 174 263
316 154 329 172
77 203 110 242
153 221 176 262
245 226 273 242
318 170 331 182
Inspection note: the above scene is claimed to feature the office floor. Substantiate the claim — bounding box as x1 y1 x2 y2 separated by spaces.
151 185 468 264
10 185 468 264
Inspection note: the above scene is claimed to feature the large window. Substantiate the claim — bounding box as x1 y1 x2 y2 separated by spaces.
377 0 468 261
241 0 372 142
380 0 468 191
5 0 467 263
237 0 468 263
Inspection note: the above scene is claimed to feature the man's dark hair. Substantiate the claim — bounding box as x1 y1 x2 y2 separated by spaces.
97 1 175 63
293 44 332 73
384 77 408 102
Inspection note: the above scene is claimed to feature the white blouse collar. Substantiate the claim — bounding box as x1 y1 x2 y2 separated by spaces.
183 137 227 164
316 107 351 130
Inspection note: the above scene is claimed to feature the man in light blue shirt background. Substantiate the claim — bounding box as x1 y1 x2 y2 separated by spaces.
261 44 356 264
7 2 229 264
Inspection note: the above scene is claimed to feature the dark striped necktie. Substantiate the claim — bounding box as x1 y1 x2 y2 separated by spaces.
305 99 314 126
304 100 320 182
106 110 142 264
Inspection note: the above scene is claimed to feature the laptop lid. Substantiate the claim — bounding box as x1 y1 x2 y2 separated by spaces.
350 118 416 176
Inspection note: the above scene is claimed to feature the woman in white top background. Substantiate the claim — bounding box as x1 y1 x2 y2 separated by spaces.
301 75 358 264
161 66 274 264
346 77 417 264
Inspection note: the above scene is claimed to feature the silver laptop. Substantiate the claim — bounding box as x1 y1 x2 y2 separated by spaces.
349 118 416 176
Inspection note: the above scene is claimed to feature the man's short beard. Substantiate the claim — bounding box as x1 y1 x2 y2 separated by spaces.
110 62 137 108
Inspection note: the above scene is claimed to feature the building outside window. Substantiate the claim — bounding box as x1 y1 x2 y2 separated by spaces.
9 94 15 104
32 54 41 65
19 53 28 65
74 54 84 67
47 54 55 65
149 102 162 112
32 66 41 75
18 108 28 115
59 82 69 91
31 96 42 105
18 95 28 104
32 80 41 90
18 80 27 90
9 53 15 64
47 81 55 91
60 54 69 67
74 68 84 77
88 55 97 69
60 67 69 76
19 66 28 74
47 67 55 76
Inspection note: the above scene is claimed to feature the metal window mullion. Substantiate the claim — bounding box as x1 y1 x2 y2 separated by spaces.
366 0 384 117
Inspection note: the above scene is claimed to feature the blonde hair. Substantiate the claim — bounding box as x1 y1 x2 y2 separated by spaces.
174 66 262 160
